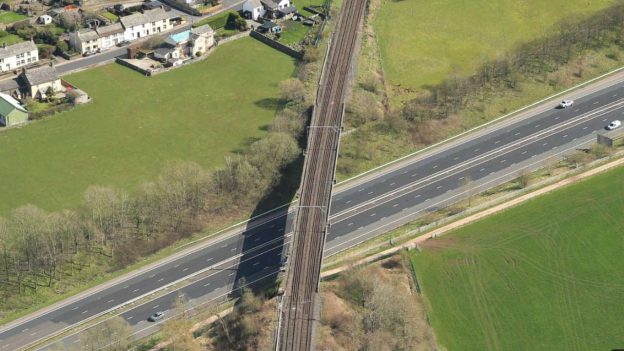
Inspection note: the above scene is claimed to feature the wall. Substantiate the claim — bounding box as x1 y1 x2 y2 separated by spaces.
249 30 303 60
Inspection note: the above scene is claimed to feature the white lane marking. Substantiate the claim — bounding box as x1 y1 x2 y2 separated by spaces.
474 148 480 152
367 191 374 195
501 159 506 163
593 101 599 105
458 176 464 180
174 264 180 268
389 182 395 186
347 222 353 226
603 118 608 121
231 247 237 251
414 194 421 198
73 339 80 343
30 332 37 336
204 282 211 287
228 272 235 276
542 142 548 146
254 238 261 242
514 132 520 136
613 94 618 97
153 305 159 309
453 156 459 160
479 168 486 172
432 165 438 169
345 200 351 204
71 306 79 310
278 228 284 232
158 278 164 282
123 285 129 289
411 173 418 177
264 266 270 270
555 116 560 120
22 328 29 332
149 274 155 278
583 126 588 130
436 185 442 189
81 310 88 314
127 316 134 320
494 140 500 144
392 203 399 207
358 188 363 192
535 124 541 128
221 244 227 248
206 258 213 262
183 267 189 272
107 299 114 303
521 150 527 155
370 213 376 217
562 134 568 138
133 289 139 293
253 262 260 266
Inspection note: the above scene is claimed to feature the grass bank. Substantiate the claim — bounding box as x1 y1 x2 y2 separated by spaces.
0 38 296 214
411 165 624 350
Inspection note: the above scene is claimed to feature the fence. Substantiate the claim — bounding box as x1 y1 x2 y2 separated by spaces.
249 31 304 60
158 0 201 16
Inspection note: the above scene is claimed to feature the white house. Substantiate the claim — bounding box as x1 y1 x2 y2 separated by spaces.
243 0 265 20
0 41 39 73
95 23 125 50
260 0 291 17
159 24 214 63
38 14 53 25
189 24 215 55
120 8 174 41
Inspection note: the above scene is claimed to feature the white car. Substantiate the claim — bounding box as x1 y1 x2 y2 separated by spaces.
559 100 574 108
148 311 165 322
606 120 622 130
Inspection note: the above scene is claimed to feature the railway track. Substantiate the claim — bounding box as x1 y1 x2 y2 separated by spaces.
276 0 367 350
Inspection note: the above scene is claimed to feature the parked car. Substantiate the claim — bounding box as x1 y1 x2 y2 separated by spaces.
82 51 95 57
558 100 574 108
148 311 165 322
117 40 131 47
606 120 622 130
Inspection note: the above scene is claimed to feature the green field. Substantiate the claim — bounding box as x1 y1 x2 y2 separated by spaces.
279 21 309 44
295 0 326 16
0 11 27 24
0 34 23 46
0 38 295 214
411 166 624 350
374 0 616 103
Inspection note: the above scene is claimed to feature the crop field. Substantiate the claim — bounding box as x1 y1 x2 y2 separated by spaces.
0 11 27 24
374 0 615 104
411 166 624 350
0 38 295 214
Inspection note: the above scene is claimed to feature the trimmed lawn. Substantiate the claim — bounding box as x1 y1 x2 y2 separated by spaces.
100 11 119 22
278 21 309 45
374 0 616 104
0 11 27 24
0 38 296 214
193 11 232 29
0 34 23 46
411 166 624 350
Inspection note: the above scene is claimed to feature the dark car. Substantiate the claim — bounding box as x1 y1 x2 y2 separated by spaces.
82 51 95 57
148 311 165 322
117 40 131 47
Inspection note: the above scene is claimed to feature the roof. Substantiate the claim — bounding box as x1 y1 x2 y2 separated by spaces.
120 8 172 29
153 47 176 58
0 93 27 113
246 0 262 7
21 65 60 86
278 6 296 14
191 24 213 36
0 79 20 93
76 28 99 42
0 41 37 60
96 23 124 36
260 0 278 9
259 21 279 29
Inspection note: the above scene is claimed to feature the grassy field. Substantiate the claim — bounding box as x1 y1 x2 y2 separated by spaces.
411 166 624 350
0 11 27 24
0 38 296 214
374 0 616 104
0 34 22 46
278 21 309 44
295 0 326 16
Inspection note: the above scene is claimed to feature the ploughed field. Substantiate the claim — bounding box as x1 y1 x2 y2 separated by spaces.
0 38 296 214
411 166 624 350
374 0 615 104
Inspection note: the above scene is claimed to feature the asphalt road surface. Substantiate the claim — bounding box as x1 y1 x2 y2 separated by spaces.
2 78 624 350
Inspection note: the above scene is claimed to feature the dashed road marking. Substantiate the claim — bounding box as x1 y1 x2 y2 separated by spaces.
204 283 211 287
347 222 353 226
133 289 139 293
392 203 399 207
81 310 88 314
153 305 159 309
107 299 114 303
521 150 527 155
183 267 189 271
158 278 164 282
370 213 376 217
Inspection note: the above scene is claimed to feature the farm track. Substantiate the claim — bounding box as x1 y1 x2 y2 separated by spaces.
277 0 367 350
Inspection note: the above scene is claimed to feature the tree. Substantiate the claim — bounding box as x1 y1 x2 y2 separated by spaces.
79 316 133 351
56 40 69 53
225 12 246 31
279 78 306 103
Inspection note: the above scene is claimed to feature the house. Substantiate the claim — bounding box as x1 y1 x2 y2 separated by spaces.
120 8 174 41
0 93 28 127
18 65 64 100
277 6 296 19
69 22 126 54
260 0 291 18
38 14 53 25
257 21 281 33
161 24 214 59
243 0 265 21
0 41 39 73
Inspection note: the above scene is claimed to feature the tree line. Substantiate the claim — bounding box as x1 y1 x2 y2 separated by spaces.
0 130 301 302
402 2 624 123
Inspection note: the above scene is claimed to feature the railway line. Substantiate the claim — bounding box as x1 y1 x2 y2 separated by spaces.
276 0 367 350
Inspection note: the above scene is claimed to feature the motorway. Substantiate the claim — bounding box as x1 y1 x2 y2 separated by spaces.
2 73 624 350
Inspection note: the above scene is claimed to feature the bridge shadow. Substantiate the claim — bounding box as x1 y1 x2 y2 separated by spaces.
230 107 312 300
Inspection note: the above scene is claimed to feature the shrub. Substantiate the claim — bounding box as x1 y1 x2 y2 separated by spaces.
0 30 8 38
